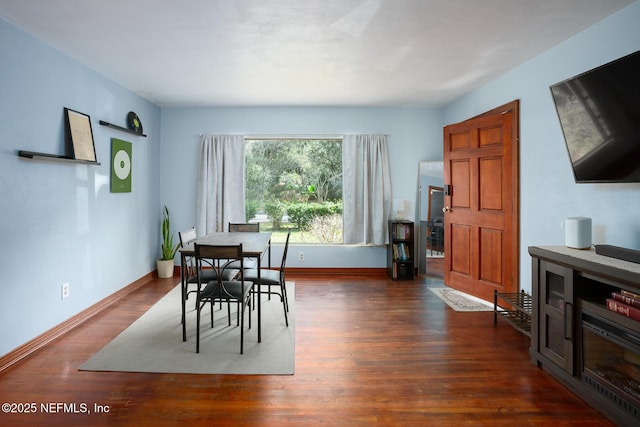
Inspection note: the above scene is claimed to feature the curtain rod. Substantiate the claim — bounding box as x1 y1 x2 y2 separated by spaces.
199 133 343 139
199 133 389 138
244 134 345 140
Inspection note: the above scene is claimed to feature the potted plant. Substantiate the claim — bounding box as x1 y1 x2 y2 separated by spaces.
157 205 180 278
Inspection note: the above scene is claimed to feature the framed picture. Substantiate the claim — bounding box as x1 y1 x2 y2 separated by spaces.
64 107 97 162
111 138 132 193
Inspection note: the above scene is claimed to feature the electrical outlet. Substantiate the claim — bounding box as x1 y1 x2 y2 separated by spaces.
298 252 304 262
61 283 69 299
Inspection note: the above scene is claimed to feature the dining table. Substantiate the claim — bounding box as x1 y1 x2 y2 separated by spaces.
179 231 272 343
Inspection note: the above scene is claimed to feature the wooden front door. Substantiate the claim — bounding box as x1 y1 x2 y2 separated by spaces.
442 101 519 302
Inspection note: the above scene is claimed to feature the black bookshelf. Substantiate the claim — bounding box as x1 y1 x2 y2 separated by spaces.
387 220 414 280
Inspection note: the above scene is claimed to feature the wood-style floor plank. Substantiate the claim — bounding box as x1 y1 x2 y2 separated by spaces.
0 273 613 426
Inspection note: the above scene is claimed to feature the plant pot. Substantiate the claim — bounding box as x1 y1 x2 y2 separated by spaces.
156 259 175 279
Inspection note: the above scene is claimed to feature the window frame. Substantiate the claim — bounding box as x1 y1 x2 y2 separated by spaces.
244 136 344 245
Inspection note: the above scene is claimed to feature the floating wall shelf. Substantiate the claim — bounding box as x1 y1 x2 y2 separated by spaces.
18 150 101 165
99 120 147 137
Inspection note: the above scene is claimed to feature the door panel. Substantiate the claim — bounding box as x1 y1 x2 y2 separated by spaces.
451 224 471 275
479 157 503 210
479 228 502 284
479 124 503 147
450 131 471 150
451 160 470 209
443 101 519 302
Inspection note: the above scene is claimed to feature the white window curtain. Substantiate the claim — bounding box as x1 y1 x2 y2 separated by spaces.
196 135 246 235
342 134 392 245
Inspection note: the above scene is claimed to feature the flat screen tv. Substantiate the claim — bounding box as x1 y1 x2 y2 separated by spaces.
550 50 640 183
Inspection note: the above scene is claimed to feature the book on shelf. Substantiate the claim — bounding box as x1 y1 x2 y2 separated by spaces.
392 222 412 240
393 243 409 261
611 291 640 308
621 289 640 300
606 298 640 321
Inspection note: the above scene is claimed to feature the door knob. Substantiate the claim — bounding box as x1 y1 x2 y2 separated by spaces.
442 207 451 213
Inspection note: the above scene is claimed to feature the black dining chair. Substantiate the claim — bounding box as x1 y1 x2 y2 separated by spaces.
179 227 239 306
243 230 290 326
194 243 254 354
227 222 260 270
228 222 260 232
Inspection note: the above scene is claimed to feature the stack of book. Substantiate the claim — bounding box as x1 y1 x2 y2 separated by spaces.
392 243 410 261
606 289 640 321
393 223 411 240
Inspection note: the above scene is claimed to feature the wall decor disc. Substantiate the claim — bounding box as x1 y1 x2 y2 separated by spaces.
113 149 131 180
127 111 143 134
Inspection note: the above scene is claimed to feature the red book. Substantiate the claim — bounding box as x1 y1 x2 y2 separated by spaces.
611 291 640 308
606 298 640 321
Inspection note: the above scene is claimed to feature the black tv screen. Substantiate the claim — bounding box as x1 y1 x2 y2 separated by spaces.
550 50 640 183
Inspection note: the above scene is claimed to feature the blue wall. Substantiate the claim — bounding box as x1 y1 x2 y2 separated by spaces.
0 18 161 356
160 107 444 268
444 2 640 291
2 1 639 357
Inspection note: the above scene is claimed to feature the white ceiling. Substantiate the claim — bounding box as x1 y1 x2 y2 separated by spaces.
0 0 634 107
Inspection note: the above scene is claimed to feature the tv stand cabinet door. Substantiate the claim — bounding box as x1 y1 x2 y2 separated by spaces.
537 259 575 374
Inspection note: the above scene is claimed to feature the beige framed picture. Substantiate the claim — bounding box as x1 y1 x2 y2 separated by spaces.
64 107 97 162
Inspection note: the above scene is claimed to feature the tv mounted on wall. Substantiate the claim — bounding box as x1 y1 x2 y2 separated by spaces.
550 50 640 183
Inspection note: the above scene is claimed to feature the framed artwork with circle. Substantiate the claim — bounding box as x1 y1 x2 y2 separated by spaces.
111 138 132 193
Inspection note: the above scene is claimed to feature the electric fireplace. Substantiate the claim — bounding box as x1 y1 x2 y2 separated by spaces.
581 304 640 419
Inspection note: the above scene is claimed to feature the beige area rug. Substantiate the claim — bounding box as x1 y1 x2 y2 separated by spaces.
79 282 295 375
429 286 494 312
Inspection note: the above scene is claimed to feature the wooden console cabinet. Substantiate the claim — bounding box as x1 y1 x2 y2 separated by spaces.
529 246 640 426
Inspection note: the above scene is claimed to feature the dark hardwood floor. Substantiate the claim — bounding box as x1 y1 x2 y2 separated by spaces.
425 256 444 279
0 272 613 426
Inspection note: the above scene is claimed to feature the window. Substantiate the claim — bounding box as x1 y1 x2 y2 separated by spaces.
245 138 343 244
